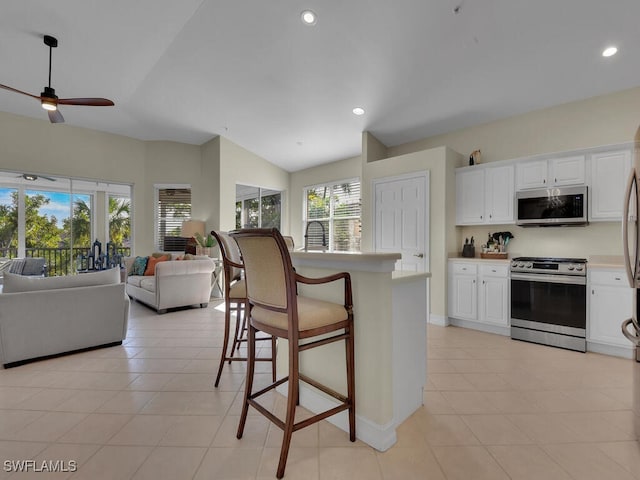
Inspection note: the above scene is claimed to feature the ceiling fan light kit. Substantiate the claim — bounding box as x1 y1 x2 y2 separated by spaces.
0 34 114 123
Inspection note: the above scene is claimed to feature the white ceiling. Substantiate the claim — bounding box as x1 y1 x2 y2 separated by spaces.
1 1 639 172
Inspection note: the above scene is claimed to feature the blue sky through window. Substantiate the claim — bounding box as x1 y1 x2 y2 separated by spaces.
0 188 90 227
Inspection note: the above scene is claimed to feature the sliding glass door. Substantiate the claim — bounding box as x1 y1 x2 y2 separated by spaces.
0 171 131 275
236 185 282 230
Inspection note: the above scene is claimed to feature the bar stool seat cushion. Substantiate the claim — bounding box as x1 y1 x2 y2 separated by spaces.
251 296 348 332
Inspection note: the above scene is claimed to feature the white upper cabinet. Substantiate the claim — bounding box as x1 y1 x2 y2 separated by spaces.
516 159 548 190
589 149 632 221
516 155 585 190
485 165 514 224
456 168 485 224
456 165 514 225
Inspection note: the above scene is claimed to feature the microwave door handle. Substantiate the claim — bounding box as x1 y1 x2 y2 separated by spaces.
622 168 638 287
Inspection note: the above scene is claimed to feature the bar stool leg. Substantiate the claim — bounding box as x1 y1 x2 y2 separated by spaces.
237 323 256 439
277 343 299 479
214 298 232 387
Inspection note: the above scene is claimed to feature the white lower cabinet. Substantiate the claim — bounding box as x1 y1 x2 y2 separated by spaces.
448 260 510 334
588 268 634 355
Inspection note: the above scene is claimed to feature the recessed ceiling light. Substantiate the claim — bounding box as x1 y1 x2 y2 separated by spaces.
602 46 618 57
352 107 365 116
301 10 317 25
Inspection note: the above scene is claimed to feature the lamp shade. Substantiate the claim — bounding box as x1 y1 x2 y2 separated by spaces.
181 220 205 238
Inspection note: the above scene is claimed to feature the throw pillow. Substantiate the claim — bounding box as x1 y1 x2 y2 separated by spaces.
143 254 170 275
130 256 148 276
21 258 46 276
8 259 26 274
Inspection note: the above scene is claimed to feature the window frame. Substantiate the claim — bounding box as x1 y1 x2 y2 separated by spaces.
302 178 361 252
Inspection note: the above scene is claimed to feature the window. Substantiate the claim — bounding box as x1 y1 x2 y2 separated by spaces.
0 172 132 275
235 185 282 230
155 186 191 251
304 179 361 252
108 194 131 248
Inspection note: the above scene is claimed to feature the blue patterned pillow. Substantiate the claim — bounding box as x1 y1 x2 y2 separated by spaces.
130 256 148 276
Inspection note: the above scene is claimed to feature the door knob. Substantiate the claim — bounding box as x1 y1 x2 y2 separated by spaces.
413 253 424 258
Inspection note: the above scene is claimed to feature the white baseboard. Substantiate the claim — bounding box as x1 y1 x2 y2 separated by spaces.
428 314 449 326
586 341 634 359
276 384 397 452
449 317 510 336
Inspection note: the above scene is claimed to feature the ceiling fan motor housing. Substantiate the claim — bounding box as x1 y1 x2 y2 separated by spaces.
41 86 57 99
43 35 58 48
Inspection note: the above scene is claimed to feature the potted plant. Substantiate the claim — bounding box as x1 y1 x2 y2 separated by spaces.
194 232 217 256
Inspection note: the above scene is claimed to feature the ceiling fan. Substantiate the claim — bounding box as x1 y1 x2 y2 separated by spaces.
17 173 57 182
0 35 114 124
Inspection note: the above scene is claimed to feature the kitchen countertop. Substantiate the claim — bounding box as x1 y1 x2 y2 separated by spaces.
448 254 511 264
588 255 625 269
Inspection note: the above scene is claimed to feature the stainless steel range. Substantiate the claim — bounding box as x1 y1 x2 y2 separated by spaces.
510 257 587 352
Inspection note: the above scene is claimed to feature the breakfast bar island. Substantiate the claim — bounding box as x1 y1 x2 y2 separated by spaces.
284 250 430 451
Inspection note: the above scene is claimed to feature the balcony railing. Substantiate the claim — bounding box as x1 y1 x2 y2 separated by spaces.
0 246 131 276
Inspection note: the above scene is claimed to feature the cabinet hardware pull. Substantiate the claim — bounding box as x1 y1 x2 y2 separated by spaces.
614 277 621 280
543 179 546 184
413 253 424 258
491 269 496 272
555 178 557 183
592 289 595 294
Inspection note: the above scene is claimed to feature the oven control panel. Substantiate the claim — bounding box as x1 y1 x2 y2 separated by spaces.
510 257 587 276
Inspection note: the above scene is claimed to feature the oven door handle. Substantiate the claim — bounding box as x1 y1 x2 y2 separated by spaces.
511 273 586 285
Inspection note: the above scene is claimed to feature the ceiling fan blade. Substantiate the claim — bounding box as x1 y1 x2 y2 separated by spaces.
0 83 41 100
58 97 114 106
48 109 64 123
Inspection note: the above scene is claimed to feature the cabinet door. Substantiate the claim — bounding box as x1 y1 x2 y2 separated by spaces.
550 155 585 186
456 169 485 225
485 165 514 223
479 276 509 326
516 160 547 190
590 149 632 221
451 274 477 320
589 284 633 346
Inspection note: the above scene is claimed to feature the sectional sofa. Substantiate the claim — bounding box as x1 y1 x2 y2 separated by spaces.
123 254 215 313
0 267 129 367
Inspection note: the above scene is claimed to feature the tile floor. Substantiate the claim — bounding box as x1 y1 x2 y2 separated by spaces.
0 300 638 479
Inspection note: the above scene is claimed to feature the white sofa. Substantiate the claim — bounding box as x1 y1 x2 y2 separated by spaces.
0 268 129 368
124 255 215 313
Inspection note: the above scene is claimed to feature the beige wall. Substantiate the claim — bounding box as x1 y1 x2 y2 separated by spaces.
362 146 459 319
289 156 361 247
218 137 291 232
0 110 290 255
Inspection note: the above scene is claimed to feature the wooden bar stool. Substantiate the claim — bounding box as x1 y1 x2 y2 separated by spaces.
231 228 355 478
211 230 275 387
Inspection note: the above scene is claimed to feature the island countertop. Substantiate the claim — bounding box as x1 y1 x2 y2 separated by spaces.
290 250 401 272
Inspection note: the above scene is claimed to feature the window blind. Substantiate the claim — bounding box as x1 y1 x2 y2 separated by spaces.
304 180 361 252
156 188 191 251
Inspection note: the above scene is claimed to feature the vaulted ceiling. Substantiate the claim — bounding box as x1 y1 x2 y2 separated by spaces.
1 1 639 171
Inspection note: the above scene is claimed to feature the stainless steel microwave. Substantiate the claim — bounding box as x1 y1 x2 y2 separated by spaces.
516 186 588 226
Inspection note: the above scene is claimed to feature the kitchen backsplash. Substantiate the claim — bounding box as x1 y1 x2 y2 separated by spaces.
458 222 622 258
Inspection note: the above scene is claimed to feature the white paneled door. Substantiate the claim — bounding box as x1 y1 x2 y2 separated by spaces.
374 172 429 272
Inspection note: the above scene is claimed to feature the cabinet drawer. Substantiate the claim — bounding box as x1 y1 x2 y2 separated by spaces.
452 263 477 275
590 270 628 287
479 264 509 277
